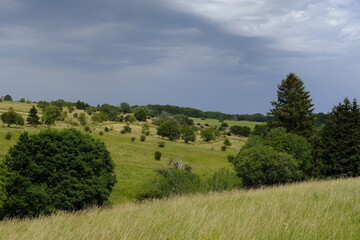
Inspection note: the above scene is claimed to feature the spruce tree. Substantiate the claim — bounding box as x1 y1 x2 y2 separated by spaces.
268 73 315 139
27 106 41 126
321 98 360 177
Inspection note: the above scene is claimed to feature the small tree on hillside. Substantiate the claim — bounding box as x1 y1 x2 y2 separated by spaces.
42 105 62 125
181 126 196 143
1 108 24 127
321 98 360 177
134 107 147 121
268 73 315 139
78 112 87 126
120 102 131 113
201 128 215 142
27 106 41 126
3 95 12 101
157 119 181 141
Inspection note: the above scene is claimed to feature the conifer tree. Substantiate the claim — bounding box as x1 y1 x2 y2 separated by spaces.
268 73 315 139
27 106 41 126
321 98 360 177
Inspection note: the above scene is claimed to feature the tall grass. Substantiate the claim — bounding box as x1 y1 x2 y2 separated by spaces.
0 178 358 239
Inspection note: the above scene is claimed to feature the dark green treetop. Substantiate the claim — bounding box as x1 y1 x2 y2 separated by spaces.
27 105 41 126
268 73 315 139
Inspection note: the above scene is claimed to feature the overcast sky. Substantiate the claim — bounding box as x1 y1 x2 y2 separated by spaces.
1 0 359 114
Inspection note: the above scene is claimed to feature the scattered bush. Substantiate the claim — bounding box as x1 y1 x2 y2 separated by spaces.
142 123 150 136
140 135 146 142
84 126 91 132
157 119 181 141
181 126 196 143
154 151 162 160
99 131 104 136
131 137 136 142
227 155 235 163
221 146 227 151
121 124 131 134
158 141 165 148
5 132 11 140
201 128 215 142
104 127 109 132
0 129 116 218
223 138 231 147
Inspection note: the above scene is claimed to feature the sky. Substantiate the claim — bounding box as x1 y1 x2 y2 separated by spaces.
1 0 359 114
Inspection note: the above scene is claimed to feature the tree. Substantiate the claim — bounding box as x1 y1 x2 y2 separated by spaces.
268 73 315 139
134 107 147 121
157 119 181 141
181 126 196 143
42 105 62 125
229 125 251 137
78 112 87 126
321 98 360 177
120 102 131 113
1 108 24 127
3 95 12 101
1 129 116 218
27 106 41 126
201 128 215 142
91 112 109 123
233 145 301 188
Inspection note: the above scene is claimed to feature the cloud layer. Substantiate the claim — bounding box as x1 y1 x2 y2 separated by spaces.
1 0 359 113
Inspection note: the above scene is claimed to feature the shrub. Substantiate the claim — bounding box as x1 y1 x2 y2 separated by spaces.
131 137 136 142
99 131 104 136
121 124 131 134
0 129 116 218
154 151 162 160
84 126 91 132
181 126 196 143
230 125 251 137
233 145 301 188
207 169 241 192
134 107 147 121
1 108 25 127
227 155 235 163
141 123 150 136
140 135 146 142
104 127 109 132
137 161 201 200
221 146 227 151
5 132 11 140
201 128 214 142
223 138 231 147
221 122 229 128
158 141 165 148
157 119 181 141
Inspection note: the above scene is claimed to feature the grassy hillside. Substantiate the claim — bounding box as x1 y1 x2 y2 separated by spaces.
191 117 263 128
0 101 253 203
0 178 358 239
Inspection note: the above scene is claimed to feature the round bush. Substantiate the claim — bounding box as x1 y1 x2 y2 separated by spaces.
154 151 162 160
233 145 301 188
1 129 116 218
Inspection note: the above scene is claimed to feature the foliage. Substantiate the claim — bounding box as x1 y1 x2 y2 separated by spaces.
221 146 227 151
124 115 136 123
141 123 150 136
134 107 147 121
223 138 231 147
200 128 215 142
181 126 196 143
78 113 87 126
252 124 268 136
1 108 25 127
206 169 241 192
5 132 12 140
27 106 41 126
3 95 12 101
91 112 109 123
131 137 136 142
99 104 120 122
140 135 146 142
321 98 360 177
157 119 181 141
233 145 302 188
1 129 116 218
42 105 62 125
121 124 132 134
120 102 131 113
173 114 194 126
152 111 171 126
268 73 315 139
154 151 162 160
158 141 165 148
229 125 251 137
137 161 201 200
36 101 49 110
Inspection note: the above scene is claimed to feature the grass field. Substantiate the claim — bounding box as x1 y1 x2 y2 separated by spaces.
191 117 264 128
0 101 252 203
0 178 358 239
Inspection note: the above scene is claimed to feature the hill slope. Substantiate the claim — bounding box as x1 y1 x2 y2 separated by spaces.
0 178 358 239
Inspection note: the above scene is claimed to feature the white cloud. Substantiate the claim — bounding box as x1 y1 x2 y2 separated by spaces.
167 0 360 52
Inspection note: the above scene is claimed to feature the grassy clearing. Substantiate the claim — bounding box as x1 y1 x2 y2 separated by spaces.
191 117 264 128
0 102 247 203
0 178 358 239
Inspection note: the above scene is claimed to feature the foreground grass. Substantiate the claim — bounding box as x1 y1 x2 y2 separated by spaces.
0 178 358 240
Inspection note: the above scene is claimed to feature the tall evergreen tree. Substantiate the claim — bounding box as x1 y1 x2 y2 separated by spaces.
321 98 360 177
27 106 41 126
268 73 315 139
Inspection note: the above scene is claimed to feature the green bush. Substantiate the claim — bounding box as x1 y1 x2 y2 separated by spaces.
99 131 104 136
131 137 136 142
121 124 131 134
137 161 201 200
104 127 109 132
201 128 214 142
207 169 241 192
154 151 162 160
223 138 231 147
221 146 227 151
5 132 11 140
84 126 91 132
158 141 165 148
233 145 302 188
157 119 181 141
140 135 146 142
0 129 116 218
